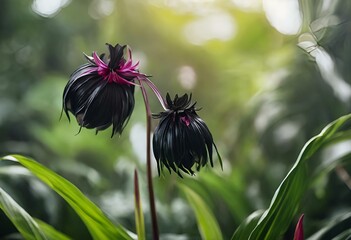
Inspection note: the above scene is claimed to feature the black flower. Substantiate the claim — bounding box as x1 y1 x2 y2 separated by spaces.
63 43 143 136
152 93 222 177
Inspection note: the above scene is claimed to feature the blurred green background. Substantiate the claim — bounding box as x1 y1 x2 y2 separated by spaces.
1 0 351 239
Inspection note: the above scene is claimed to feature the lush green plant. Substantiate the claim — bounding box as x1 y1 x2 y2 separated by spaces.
1 113 351 239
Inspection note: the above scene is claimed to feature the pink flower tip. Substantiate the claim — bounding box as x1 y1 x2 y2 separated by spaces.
293 214 305 240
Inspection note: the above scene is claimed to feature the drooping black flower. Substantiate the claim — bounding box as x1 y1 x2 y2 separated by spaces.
63 43 144 136
152 93 222 177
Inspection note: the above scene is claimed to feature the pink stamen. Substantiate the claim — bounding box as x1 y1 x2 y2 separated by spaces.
180 116 190 126
90 50 143 86
92 52 109 77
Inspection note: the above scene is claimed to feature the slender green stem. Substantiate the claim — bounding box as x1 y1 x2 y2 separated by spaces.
139 80 159 240
134 169 145 240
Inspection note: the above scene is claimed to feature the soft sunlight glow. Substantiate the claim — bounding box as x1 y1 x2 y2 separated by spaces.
315 48 351 103
183 12 236 45
273 121 300 145
254 100 284 133
178 66 197 90
231 0 261 11
322 140 351 164
321 0 335 14
163 0 215 13
310 15 340 33
31 0 70 17
88 0 115 19
101 191 134 216
130 123 146 163
298 33 351 103
262 0 302 35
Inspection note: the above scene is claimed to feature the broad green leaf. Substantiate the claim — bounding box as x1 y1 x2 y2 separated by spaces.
231 210 264 240
35 219 72 240
307 212 351 240
1 155 132 240
233 114 351 240
0 169 72 239
200 173 250 222
0 187 47 240
312 152 351 185
134 169 145 240
179 183 223 240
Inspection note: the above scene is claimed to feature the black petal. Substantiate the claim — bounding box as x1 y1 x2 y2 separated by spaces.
107 43 126 69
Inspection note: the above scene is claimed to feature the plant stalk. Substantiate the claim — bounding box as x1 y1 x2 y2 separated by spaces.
139 80 159 240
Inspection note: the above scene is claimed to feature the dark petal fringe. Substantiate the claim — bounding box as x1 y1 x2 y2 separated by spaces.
63 73 135 137
107 43 126 69
152 93 221 176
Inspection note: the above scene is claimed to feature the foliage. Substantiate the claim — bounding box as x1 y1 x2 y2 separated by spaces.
1 155 131 240
232 114 351 239
0 187 47 240
179 183 223 240
1 113 350 239
134 170 145 240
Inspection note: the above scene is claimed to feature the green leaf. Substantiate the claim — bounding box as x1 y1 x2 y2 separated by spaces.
233 114 351 240
0 187 47 240
200 173 250 222
1 155 132 240
35 219 72 240
0 183 73 239
134 169 145 240
307 212 351 240
179 183 223 240
231 210 264 240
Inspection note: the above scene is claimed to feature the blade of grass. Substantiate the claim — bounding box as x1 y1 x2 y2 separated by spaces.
231 210 264 240
200 174 251 222
1 155 132 240
251 114 351 239
179 183 223 240
35 219 72 240
307 212 351 240
134 169 145 240
233 114 351 240
0 187 47 240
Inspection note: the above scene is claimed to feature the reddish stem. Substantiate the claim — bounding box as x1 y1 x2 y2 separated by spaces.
139 80 159 240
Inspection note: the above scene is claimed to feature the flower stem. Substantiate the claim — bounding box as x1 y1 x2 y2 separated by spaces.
139 80 159 240
144 77 168 110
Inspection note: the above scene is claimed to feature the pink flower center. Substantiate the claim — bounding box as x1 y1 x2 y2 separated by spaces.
180 116 190 126
92 51 141 85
